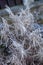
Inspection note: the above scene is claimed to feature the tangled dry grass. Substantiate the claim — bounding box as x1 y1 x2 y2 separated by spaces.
0 6 43 65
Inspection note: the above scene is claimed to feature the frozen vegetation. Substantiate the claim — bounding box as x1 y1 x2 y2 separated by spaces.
0 1 43 65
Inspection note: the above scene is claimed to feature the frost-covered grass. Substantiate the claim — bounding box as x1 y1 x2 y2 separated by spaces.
0 5 43 65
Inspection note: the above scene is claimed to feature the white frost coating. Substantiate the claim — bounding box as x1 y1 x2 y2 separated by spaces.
5 5 26 36
11 39 26 58
1 17 9 32
0 5 43 65
19 8 34 29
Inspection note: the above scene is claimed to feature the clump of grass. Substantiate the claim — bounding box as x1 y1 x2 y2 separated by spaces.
0 5 43 65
